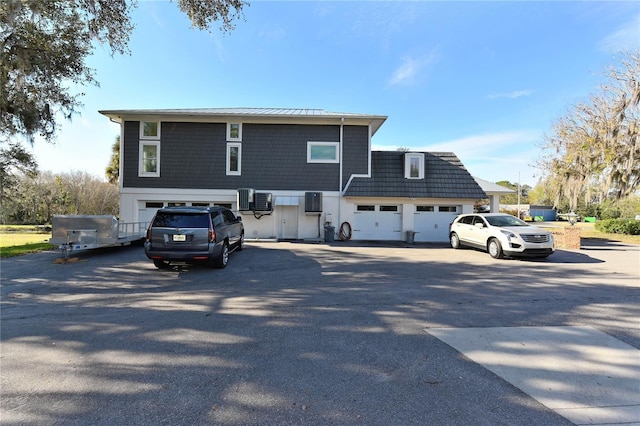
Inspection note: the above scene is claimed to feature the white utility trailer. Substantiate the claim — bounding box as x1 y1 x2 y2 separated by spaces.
49 215 147 258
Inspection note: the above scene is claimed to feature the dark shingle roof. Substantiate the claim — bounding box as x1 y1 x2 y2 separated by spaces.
344 151 487 199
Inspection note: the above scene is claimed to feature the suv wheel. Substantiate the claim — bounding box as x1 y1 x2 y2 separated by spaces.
450 232 461 249
488 238 503 259
214 242 229 268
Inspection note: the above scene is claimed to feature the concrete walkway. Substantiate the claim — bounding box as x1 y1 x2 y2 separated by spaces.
427 326 640 425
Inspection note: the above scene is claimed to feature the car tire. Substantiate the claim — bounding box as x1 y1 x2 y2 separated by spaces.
153 259 171 269
450 232 461 249
488 238 503 259
214 242 229 268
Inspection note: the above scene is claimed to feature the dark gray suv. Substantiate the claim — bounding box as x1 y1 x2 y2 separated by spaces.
144 206 244 269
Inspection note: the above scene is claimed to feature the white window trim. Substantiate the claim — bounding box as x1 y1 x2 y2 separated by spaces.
307 141 340 163
227 123 242 141
140 121 161 140
226 142 242 176
404 153 425 179
139 140 161 177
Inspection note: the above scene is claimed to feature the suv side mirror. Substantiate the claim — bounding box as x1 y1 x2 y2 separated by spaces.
475 222 484 229
236 216 242 222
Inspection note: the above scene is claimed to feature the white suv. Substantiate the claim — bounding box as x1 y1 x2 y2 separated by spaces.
449 213 555 259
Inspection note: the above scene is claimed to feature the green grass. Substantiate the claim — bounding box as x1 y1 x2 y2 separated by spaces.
574 222 640 245
1 242 54 258
0 227 54 258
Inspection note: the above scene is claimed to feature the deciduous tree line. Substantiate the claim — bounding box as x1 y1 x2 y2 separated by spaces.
0 170 118 224
535 50 639 213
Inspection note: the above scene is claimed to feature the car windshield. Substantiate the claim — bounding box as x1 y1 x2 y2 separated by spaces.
485 215 527 227
152 213 209 228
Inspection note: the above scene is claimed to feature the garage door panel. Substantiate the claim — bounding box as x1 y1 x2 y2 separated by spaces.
353 205 402 241
414 206 459 242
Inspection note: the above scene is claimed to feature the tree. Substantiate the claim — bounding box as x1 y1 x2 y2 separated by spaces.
106 135 120 185
537 50 640 211
495 180 530 205
3 170 119 223
0 141 37 222
1 0 247 145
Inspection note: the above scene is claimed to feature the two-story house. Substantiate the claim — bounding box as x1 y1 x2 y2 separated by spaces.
99 108 486 242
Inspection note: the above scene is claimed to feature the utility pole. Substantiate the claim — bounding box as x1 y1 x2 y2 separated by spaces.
517 172 521 219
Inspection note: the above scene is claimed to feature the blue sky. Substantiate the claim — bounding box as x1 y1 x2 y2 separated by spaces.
31 1 639 187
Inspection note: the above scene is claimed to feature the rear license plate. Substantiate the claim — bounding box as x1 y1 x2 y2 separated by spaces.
172 234 186 242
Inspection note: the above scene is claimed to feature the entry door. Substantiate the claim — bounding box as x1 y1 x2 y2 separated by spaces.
278 206 298 239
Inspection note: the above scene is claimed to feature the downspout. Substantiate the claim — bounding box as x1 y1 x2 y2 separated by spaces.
110 117 125 219
338 116 344 229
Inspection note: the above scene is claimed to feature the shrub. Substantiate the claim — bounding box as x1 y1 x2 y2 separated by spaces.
595 219 640 235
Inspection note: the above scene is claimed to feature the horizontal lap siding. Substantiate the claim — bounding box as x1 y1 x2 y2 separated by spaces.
241 124 339 191
123 121 224 189
342 126 369 189
123 121 371 191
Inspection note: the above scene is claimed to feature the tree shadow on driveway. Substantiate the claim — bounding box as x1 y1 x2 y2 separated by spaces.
1 242 637 425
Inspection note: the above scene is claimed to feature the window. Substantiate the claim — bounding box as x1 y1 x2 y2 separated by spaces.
211 212 224 227
307 142 339 163
417 205 435 212
139 121 160 177
140 121 160 139
380 205 398 212
460 216 474 225
191 202 210 207
356 205 375 211
227 123 242 141
139 141 160 177
145 202 164 208
439 206 458 212
222 209 238 224
226 143 242 175
404 153 424 179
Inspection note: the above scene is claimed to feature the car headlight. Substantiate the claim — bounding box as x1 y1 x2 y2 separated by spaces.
500 230 517 240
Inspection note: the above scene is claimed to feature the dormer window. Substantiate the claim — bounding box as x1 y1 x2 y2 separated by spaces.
404 153 424 179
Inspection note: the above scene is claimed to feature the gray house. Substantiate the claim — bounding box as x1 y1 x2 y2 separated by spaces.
99 108 485 242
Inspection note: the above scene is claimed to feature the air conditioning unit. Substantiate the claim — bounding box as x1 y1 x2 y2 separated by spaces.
305 192 322 214
237 188 255 211
254 192 273 212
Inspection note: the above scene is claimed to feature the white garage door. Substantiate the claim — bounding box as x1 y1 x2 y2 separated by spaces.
353 205 402 240
138 202 164 226
414 205 460 242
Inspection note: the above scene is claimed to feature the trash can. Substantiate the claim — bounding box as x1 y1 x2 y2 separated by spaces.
324 225 335 242
406 230 416 243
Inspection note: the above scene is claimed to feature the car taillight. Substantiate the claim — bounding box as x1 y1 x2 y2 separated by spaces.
146 227 151 241
209 228 216 243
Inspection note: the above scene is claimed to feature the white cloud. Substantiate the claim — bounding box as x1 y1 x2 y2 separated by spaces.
388 51 438 87
487 90 533 99
598 13 640 52
413 131 539 157
372 130 543 185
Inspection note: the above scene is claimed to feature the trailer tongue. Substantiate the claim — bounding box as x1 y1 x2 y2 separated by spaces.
49 215 147 258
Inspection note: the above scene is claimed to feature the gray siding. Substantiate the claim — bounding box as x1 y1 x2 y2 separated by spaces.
123 121 370 191
342 125 369 188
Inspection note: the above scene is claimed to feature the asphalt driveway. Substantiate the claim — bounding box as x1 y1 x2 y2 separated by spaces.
1 241 638 425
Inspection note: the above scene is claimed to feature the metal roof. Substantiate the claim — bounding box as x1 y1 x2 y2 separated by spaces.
473 176 515 194
99 107 388 135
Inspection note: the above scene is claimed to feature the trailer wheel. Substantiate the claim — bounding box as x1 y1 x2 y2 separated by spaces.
153 259 171 269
